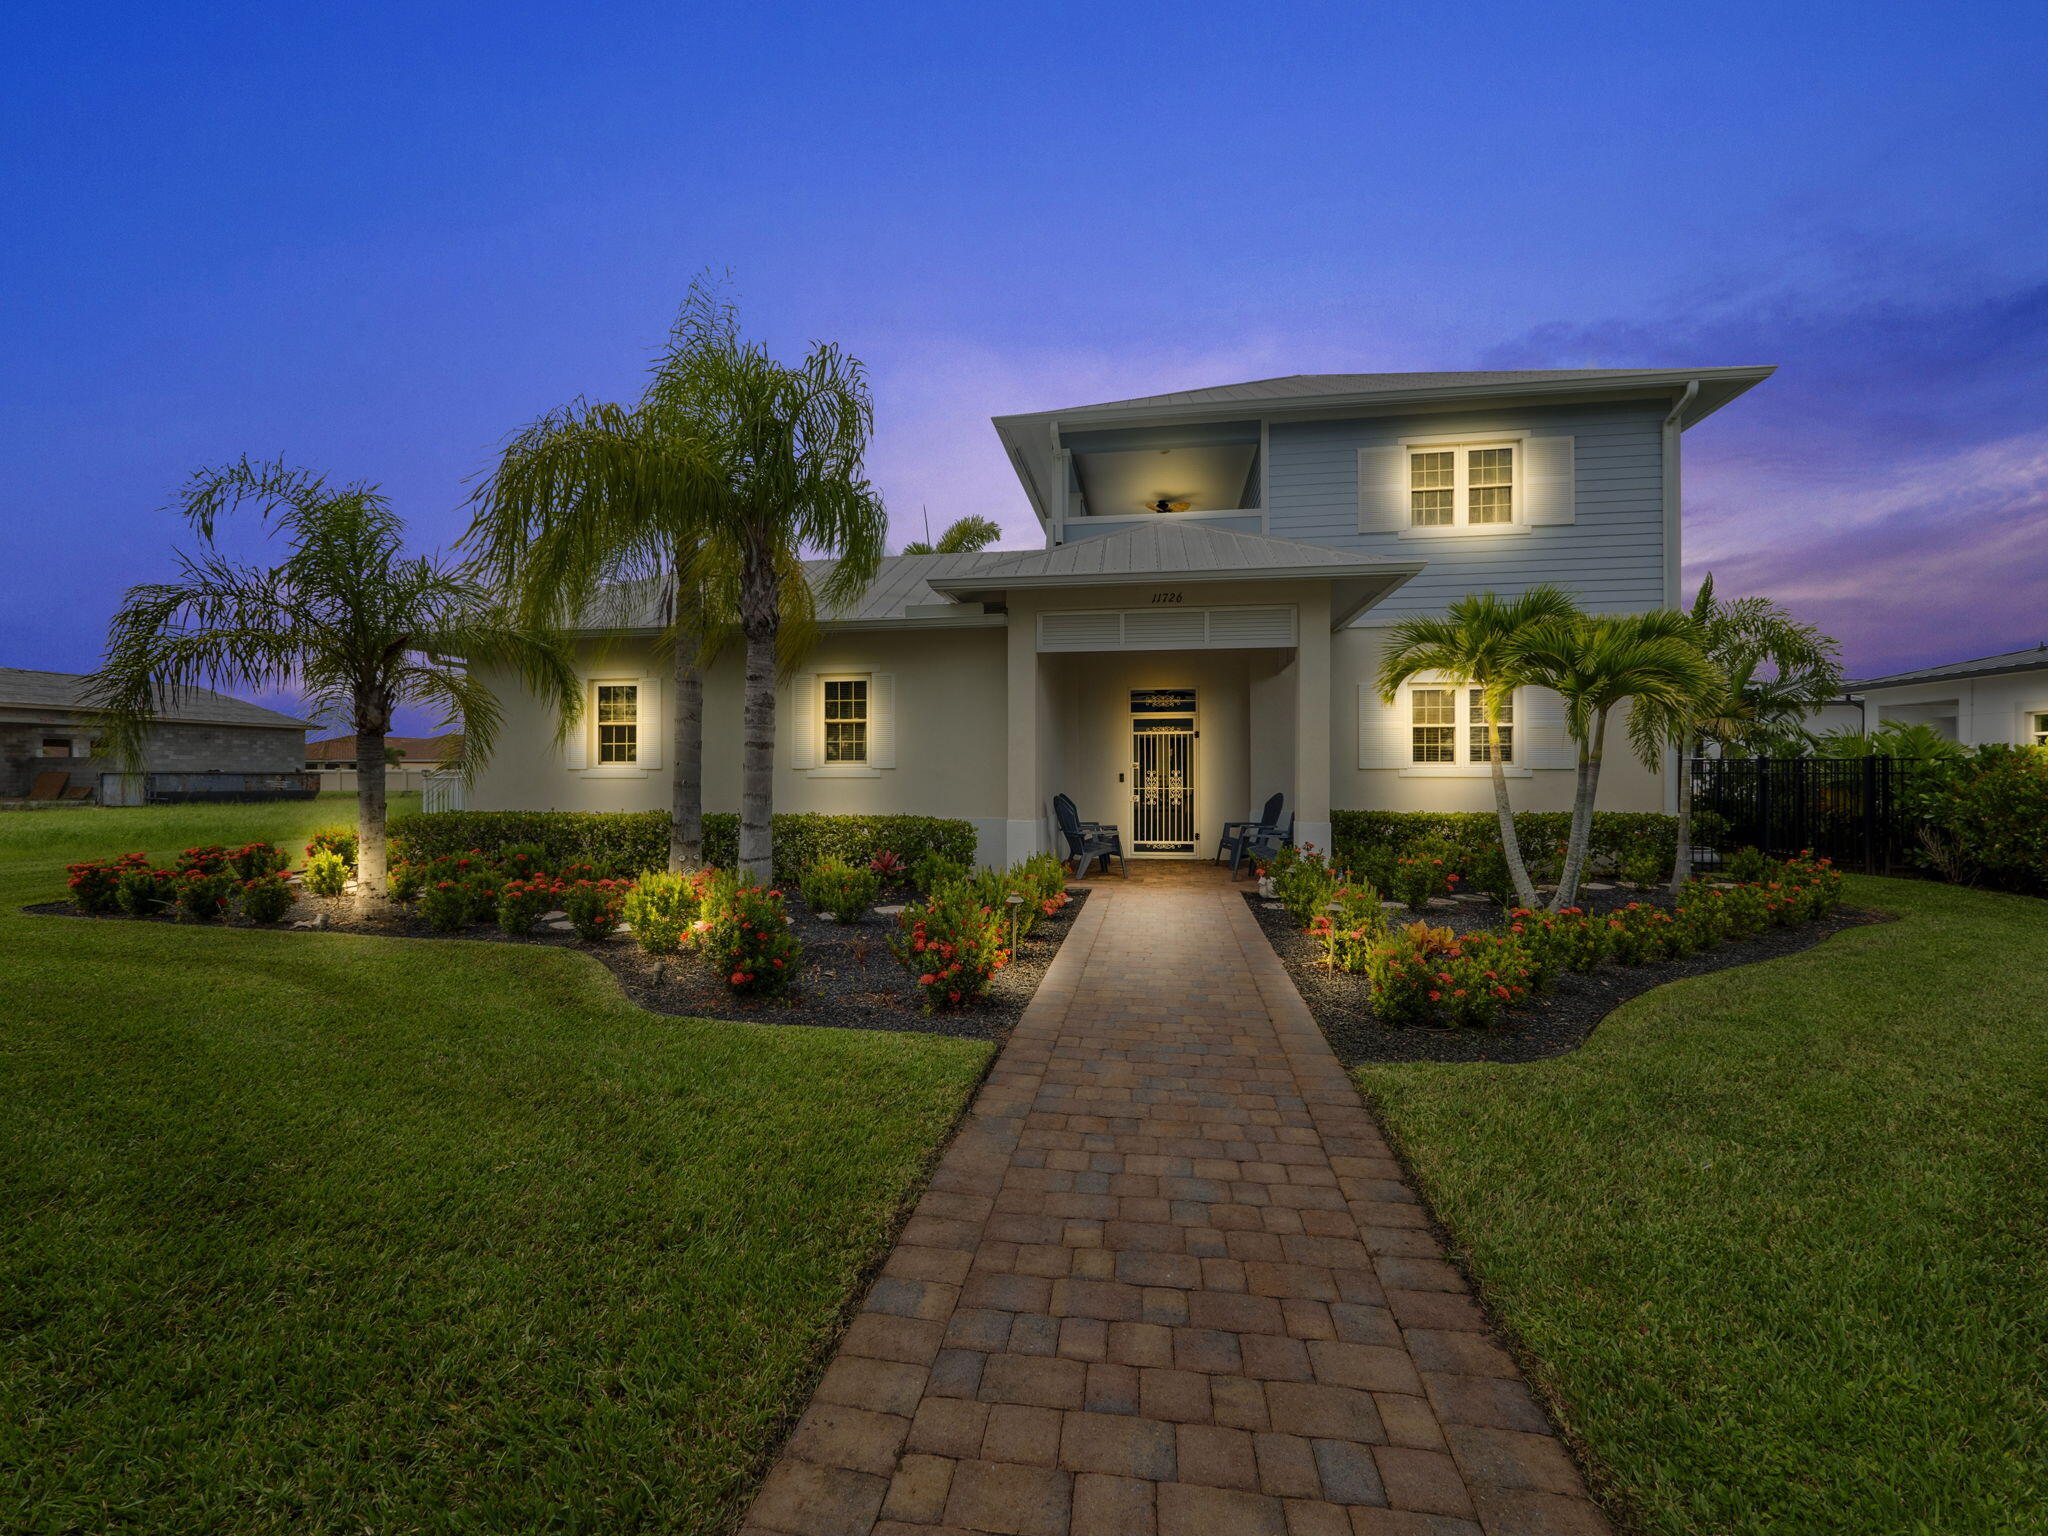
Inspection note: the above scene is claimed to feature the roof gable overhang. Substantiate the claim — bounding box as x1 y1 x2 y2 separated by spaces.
994 365 1775 529
926 558 1421 632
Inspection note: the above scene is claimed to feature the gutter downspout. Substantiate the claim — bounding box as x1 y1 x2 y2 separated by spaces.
1660 380 1699 815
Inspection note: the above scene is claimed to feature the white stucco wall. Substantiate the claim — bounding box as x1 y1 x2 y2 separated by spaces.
1857 668 2048 746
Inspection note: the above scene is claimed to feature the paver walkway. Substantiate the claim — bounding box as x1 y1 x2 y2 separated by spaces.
743 870 1611 1536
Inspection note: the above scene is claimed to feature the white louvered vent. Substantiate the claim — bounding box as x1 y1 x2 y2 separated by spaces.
1205 606 1297 647
1036 605 1301 653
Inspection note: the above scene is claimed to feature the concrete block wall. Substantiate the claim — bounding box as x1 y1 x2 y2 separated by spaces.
0 720 305 797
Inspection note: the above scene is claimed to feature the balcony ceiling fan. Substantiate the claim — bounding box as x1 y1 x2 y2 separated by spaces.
1142 494 1195 514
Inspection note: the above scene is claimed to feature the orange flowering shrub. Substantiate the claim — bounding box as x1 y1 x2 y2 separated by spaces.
705 879 802 996
891 887 1009 1010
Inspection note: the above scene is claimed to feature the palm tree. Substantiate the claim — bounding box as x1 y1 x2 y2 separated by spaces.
90 458 579 895
1377 585 1582 907
1630 576 1843 893
1512 609 1719 909
900 514 1002 555
654 295 888 881
465 282 735 872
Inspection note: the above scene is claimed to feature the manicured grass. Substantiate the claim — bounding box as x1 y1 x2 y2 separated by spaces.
0 798 992 1533
1357 877 2048 1536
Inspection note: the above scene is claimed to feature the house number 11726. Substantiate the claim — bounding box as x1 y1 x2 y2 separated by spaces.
1150 591 1183 604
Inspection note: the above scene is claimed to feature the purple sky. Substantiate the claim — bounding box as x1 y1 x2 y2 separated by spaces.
4 1 2044 732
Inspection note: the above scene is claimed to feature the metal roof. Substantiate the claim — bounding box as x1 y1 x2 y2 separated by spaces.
940 519 1413 585
1849 644 2048 691
0 667 311 729
577 552 1020 633
992 365 1776 529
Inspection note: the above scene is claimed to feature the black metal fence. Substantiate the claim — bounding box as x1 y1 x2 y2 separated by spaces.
1690 755 1930 874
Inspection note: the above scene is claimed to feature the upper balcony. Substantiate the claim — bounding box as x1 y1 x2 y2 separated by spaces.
1053 419 1263 540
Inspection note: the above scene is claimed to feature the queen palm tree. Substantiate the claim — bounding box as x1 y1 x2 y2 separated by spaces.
90 458 579 895
1629 575 1842 893
1377 585 1582 907
1512 609 1719 909
465 282 737 872
900 514 1002 555
653 296 888 881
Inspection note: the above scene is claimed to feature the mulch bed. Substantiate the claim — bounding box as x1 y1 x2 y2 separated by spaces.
1247 886 1886 1064
26 887 1091 1043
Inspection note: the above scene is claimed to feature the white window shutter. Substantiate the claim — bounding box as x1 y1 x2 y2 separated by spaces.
1357 683 1407 769
1523 435 1576 525
870 673 896 768
1357 445 1409 533
1520 687 1577 769
564 679 589 770
635 677 662 770
791 674 816 769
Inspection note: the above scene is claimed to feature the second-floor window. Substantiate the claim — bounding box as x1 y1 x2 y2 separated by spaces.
595 683 639 764
1409 443 1517 528
1411 686 1514 765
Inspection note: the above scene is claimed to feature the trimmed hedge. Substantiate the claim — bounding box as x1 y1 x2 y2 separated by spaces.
1330 809 1683 875
387 809 979 885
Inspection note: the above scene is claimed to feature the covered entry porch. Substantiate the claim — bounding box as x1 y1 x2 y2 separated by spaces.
921 520 1421 866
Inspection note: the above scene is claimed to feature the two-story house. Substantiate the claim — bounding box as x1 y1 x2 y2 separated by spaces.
466 366 1773 864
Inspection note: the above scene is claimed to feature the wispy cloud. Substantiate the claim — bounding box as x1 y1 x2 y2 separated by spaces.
1483 262 2048 675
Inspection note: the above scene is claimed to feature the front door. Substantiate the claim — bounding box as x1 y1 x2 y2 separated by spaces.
1130 689 1197 854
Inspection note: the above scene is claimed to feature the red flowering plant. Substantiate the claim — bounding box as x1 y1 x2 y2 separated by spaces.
1508 906 1608 972
1605 902 1677 965
1391 836 1466 911
418 878 474 932
170 867 237 922
496 876 566 936
890 885 1008 1011
1716 881 1774 940
226 842 289 881
66 850 151 915
1365 921 1532 1028
1781 851 1844 920
240 874 296 923
174 844 233 875
117 863 176 916
562 878 634 943
705 878 803 996
1310 880 1390 973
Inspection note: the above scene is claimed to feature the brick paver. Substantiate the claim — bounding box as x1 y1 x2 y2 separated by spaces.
742 864 1611 1536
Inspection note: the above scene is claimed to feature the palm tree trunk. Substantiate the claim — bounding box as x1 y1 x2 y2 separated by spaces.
1486 712 1538 907
669 604 704 872
737 551 778 884
1667 740 1695 896
1554 710 1608 908
355 726 389 898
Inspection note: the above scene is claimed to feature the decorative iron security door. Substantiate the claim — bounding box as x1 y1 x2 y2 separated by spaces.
1131 711 1197 853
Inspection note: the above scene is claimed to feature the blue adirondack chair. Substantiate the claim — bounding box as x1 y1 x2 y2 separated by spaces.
1236 812 1296 879
1053 793 1127 879
1217 792 1285 874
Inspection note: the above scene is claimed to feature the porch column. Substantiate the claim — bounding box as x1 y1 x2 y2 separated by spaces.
1005 615 1046 863
1294 586 1333 853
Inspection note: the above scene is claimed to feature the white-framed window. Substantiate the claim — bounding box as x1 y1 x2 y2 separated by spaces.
1409 685 1515 766
594 682 639 764
1409 442 1517 529
2030 711 2048 748
822 676 869 764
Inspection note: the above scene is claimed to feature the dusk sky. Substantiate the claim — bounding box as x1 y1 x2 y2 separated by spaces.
5 1 2044 732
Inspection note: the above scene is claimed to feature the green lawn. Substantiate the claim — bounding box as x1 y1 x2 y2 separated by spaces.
1358 876 2048 1536
0 797 992 1534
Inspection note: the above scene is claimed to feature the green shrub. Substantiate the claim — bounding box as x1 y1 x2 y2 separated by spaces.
240 875 297 923
116 866 173 916
891 887 1008 1010
703 878 802 995
417 879 473 933
1365 921 1531 1029
387 861 427 902
621 871 698 953
1266 844 1339 928
1724 846 1774 883
170 869 236 922
173 844 233 875
1619 845 1667 887
1331 810 1679 877
305 827 358 869
303 848 350 897
1509 905 1608 972
1309 879 1388 972
386 809 977 886
1928 746 2048 892
66 852 148 914
801 858 882 923
910 850 971 897
1605 902 1676 964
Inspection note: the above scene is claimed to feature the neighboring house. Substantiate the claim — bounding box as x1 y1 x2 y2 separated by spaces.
304 733 463 794
467 366 1774 863
0 667 310 801
1842 645 2048 747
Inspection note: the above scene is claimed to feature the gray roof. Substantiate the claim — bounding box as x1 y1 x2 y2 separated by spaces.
579 552 1020 632
991 365 1775 528
1849 644 2048 691
939 519 1413 586
0 668 311 729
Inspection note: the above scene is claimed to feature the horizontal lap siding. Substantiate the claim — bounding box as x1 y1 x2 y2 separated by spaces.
1268 399 1667 618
